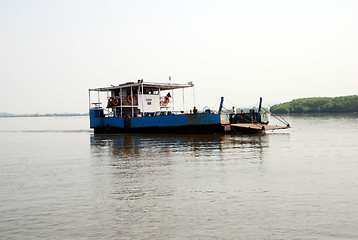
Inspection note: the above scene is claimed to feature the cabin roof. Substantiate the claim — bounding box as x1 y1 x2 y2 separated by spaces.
89 81 194 92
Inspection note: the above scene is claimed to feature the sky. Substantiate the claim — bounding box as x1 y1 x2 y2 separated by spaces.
1 0 357 114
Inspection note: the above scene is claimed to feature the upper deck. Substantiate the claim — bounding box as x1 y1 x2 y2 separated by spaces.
88 80 196 118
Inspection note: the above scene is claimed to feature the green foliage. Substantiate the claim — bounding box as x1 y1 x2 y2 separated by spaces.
271 95 358 114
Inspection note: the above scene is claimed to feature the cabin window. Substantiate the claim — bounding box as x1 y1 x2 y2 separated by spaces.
143 88 159 95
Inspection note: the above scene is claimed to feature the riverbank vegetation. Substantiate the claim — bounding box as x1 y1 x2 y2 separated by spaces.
270 95 358 114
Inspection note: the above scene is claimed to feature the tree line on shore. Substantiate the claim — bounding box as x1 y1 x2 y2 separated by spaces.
270 95 358 114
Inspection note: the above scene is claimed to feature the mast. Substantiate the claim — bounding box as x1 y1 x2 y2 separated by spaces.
258 97 262 113
218 97 224 114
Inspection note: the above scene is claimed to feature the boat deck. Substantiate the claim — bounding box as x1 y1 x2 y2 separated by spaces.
231 123 290 131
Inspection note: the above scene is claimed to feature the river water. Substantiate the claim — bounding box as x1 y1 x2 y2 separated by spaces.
0 114 358 239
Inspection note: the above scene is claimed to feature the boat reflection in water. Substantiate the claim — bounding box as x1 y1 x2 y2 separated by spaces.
90 133 269 161
89 133 270 201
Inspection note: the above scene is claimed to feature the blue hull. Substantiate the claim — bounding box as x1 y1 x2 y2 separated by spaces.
90 109 231 134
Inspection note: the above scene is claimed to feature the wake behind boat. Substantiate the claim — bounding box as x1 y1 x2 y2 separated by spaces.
88 80 290 133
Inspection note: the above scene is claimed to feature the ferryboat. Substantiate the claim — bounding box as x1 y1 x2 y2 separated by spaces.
89 80 290 133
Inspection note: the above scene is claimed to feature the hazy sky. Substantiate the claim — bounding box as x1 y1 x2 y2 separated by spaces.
1 0 357 114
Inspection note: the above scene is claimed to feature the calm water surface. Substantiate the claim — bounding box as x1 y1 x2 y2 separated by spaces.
0 114 358 239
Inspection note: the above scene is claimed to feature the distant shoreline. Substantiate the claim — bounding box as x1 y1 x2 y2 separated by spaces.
270 95 358 114
0 113 88 118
